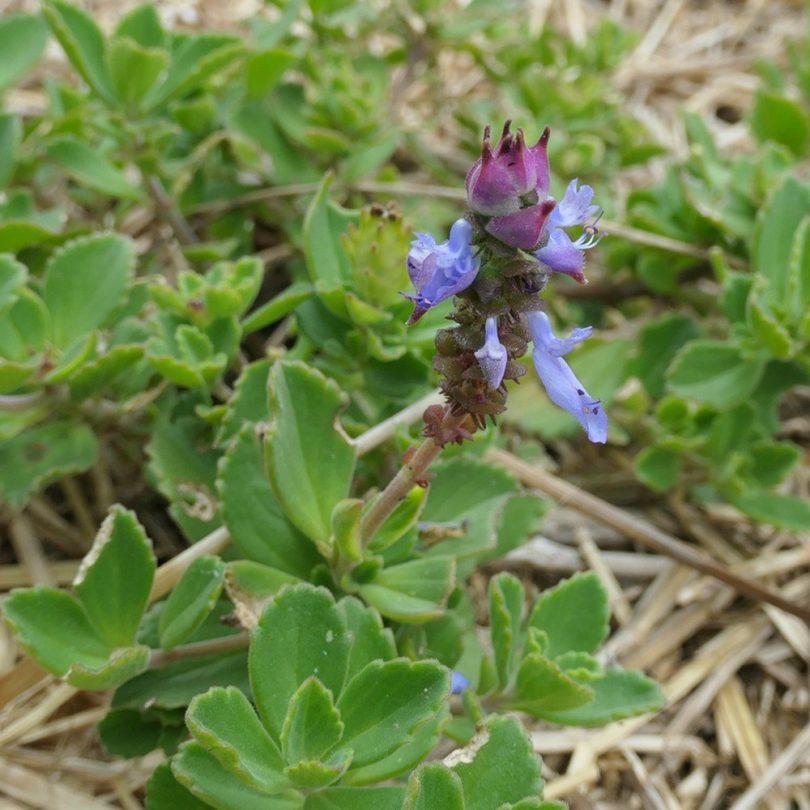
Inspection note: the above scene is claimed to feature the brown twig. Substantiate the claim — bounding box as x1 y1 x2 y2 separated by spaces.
147 633 249 669
485 448 810 625
145 176 198 245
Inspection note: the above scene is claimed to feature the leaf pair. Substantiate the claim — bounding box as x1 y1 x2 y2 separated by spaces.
3 507 155 688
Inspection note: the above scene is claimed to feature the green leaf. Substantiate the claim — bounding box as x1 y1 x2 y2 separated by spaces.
44 233 136 348
74 506 156 648
422 458 519 562
303 786 405 810
246 48 297 99
43 0 114 102
146 762 210 810
528 573 609 660
217 359 271 442
337 659 449 768
144 34 243 109
451 715 542 810
753 176 810 301
338 596 397 683
0 420 97 508
0 14 49 92
509 654 594 716
787 216 810 325
633 313 700 399
331 498 363 565
99 708 163 758
747 441 801 487
186 686 288 793
404 763 464 810
242 281 314 335
265 361 356 544
0 115 21 188
173 742 301 810
223 560 301 629
281 677 344 765
47 136 140 199
68 344 145 400
3 587 111 676
634 446 681 492
108 36 169 110
114 4 165 48
358 557 455 623
540 668 663 727
366 486 427 552
667 340 766 409
746 290 792 359
219 427 320 576
250 585 350 741
750 90 809 156
489 573 525 689
303 174 358 287
0 253 27 312
285 754 352 789
66 644 151 689
159 555 225 649
731 489 810 531
113 649 249 711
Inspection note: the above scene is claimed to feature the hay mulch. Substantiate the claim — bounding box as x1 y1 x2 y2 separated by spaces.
1 0 809 807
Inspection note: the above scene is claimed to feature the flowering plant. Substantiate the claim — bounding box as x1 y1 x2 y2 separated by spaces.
407 123 607 442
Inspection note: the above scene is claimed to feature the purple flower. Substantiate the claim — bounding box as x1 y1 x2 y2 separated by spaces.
451 671 471 694
528 311 607 444
484 199 556 251
474 316 507 389
535 180 603 284
466 122 550 217
405 218 480 324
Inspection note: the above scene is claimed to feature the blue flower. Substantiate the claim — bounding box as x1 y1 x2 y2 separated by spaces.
451 671 471 694
405 218 480 324
528 311 607 444
535 180 603 284
474 316 508 389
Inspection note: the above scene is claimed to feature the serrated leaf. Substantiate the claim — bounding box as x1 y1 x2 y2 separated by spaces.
47 136 140 199
281 677 344 765
216 359 271 443
43 0 115 102
109 36 169 109
633 313 700 399
44 233 136 348
186 686 288 793
539 667 663 727
223 560 300 630
265 361 356 544
489 573 525 689
66 645 150 690
336 659 449 768
451 715 543 810
509 653 594 716
159 555 225 649
667 340 765 409
3 587 110 676
528 573 609 660
172 742 301 810
338 596 397 682
250 585 350 741
746 441 801 487
404 763 464 810
68 344 145 400
285 752 352 788
747 291 792 359
0 420 97 508
74 506 155 648
787 216 810 324
0 13 49 92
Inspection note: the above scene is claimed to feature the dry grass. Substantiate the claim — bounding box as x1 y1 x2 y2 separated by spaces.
1 0 809 808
